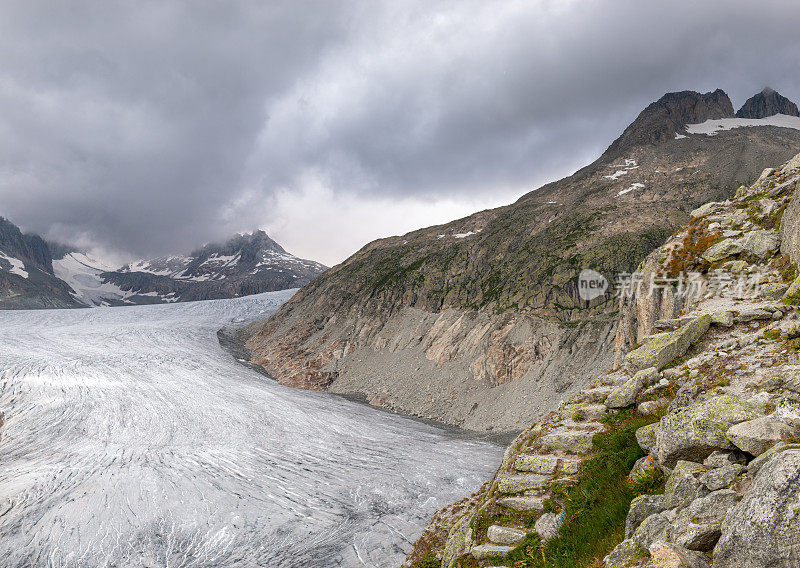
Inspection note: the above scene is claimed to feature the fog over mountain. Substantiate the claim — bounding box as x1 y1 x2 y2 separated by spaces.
1 0 799 265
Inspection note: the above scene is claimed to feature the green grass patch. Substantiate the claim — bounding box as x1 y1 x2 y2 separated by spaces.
502 409 660 568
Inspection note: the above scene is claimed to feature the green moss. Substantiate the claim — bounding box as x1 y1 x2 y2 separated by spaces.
763 329 782 340
410 553 441 568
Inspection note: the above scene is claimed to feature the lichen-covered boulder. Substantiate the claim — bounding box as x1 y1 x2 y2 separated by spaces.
664 460 709 509
670 489 737 551
691 202 720 218
636 423 658 453
738 230 781 258
534 512 562 541
631 512 670 549
606 367 658 408
625 316 711 371
626 494 667 538
726 415 796 456
698 463 744 491
603 538 644 568
628 454 658 482
496 473 549 494
514 454 558 474
702 238 745 262
713 448 800 568
655 395 761 467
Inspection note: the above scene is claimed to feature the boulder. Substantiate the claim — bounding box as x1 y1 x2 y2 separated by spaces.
563 402 607 422
626 494 667 538
670 489 737 551
725 415 795 456
606 367 658 408
710 311 735 327
747 442 800 475
654 395 761 467
648 540 710 567
636 423 659 453
713 449 800 568
698 463 744 491
664 460 709 509
690 202 720 218
761 282 791 300
738 230 781 258
603 538 645 568
703 449 747 468
702 239 745 262
534 512 562 541
638 397 671 415
631 512 671 549
487 525 526 545
628 454 658 482
626 316 711 371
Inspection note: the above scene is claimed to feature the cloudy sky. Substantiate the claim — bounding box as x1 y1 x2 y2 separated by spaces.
1 0 799 266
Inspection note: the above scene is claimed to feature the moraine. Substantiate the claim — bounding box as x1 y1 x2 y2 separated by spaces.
0 290 502 568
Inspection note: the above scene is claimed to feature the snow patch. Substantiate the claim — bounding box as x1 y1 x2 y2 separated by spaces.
617 183 645 197
0 251 28 278
686 114 800 136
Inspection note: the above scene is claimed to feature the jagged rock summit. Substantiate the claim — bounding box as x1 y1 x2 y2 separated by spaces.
0 220 327 308
604 89 734 157
736 87 800 119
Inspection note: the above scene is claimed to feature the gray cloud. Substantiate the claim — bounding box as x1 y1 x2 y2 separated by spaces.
1 0 799 265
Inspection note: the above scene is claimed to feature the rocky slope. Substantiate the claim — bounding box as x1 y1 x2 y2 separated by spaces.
405 151 800 568
244 88 800 432
0 222 326 309
0 217 78 309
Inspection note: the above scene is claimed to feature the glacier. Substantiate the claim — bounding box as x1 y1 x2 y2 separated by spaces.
0 291 502 567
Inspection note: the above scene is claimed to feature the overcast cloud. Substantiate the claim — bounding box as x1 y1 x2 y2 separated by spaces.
1 0 799 266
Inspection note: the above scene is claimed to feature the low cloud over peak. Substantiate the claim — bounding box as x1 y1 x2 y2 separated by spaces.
1 0 799 266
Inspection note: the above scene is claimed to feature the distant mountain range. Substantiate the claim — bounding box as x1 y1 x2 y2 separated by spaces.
0 221 327 309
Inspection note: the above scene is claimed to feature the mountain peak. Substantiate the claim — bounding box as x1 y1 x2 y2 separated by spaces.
604 89 734 158
736 88 799 119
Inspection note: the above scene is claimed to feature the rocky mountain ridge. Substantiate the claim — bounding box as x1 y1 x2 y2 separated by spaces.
736 87 800 119
404 151 800 568
243 88 800 432
0 223 326 309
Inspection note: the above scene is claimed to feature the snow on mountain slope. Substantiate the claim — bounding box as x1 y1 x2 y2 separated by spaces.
0 250 28 278
686 113 800 135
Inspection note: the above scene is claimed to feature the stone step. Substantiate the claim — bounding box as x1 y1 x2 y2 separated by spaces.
563 419 605 431
471 544 516 560
496 495 546 511
487 525 526 545
572 386 614 404
496 473 550 494
514 453 584 475
563 402 608 422
537 428 596 454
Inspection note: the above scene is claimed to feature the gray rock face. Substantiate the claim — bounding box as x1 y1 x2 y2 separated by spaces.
655 395 762 467
626 494 667 538
670 489 738 551
736 88 800 119
606 367 658 408
714 449 800 568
